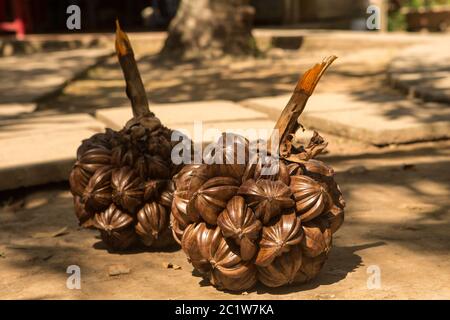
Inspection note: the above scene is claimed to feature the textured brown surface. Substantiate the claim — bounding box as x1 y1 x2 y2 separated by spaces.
68 23 180 251
170 58 345 291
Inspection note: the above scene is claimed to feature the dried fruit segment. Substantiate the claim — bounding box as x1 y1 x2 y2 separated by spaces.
294 253 328 283
78 147 112 174
243 154 291 185
158 181 175 207
239 179 294 224
301 219 332 258
69 166 91 197
94 203 134 231
204 133 250 177
111 166 144 213
73 196 93 228
217 196 262 260
135 202 168 246
82 166 113 213
287 159 334 177
94 203 137 250
255 212 303 267
189 176 239 225
290 175 331 222
257 245 303 287
325 205 345 234
181 223 215 273
201 225 257 291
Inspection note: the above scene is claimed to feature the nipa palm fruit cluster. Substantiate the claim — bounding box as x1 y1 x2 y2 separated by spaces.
69 23 181 250
171 56 345 291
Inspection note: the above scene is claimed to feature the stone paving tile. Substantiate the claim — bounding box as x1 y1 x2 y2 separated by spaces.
0 112 105 190
171 120 276 144
0 34 111 57
241 92 450 145
0 101 273 191
0 103 36 117
388 40 450 103
0 48 113 104
0 128 100 191
96 100 273 144
0 112 105 140
96 100 270 129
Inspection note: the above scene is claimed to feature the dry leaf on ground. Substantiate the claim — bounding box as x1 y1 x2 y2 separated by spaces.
108 264 131 276
31 227 69 239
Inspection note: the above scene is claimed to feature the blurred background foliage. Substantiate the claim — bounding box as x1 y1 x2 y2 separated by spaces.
389 0 450 31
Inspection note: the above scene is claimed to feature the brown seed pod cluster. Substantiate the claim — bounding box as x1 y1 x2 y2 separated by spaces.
171 56 344 291
171 135 344 291
69 22 182 250
70 120 179 250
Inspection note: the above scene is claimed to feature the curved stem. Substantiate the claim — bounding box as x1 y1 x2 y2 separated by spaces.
115 20 152 118
268 55 337 157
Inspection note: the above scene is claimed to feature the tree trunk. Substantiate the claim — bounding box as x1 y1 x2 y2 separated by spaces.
160 0 258 59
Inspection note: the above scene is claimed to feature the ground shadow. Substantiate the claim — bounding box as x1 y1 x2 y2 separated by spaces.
192 242 385 295
255 241 385 295
92 239 181 254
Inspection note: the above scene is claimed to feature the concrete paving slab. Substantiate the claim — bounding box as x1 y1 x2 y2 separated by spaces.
0 129 100 191
388 41 450 103
96 100 270 130
171 119 276 145
0 48 113 104
0 34 111 57
0 104 272 190
241 92 450 145
0 103 36 117
0 112 105 139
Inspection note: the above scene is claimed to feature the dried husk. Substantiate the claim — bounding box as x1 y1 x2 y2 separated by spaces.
255 212 303 267
143 179 167 201
301 218 332 258
217 196 262 260
73 196 94 228
243 153 291 186
76 131 114 159
94 203 137 250
238 179 294 224
257 245 302 287
111 166 144 213
293 252 328 283
135 202 168 246
69 166 90 197
189 176 240 225
78 147 112 174
158 181 175 207
325 205 345 234
290 175 332 222
204 133 250 175
181 223 214 273
198 224 257 291
82 166 113 213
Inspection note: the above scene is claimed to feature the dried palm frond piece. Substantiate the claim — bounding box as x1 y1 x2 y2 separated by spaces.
171 56 345 291
69 21 185 250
